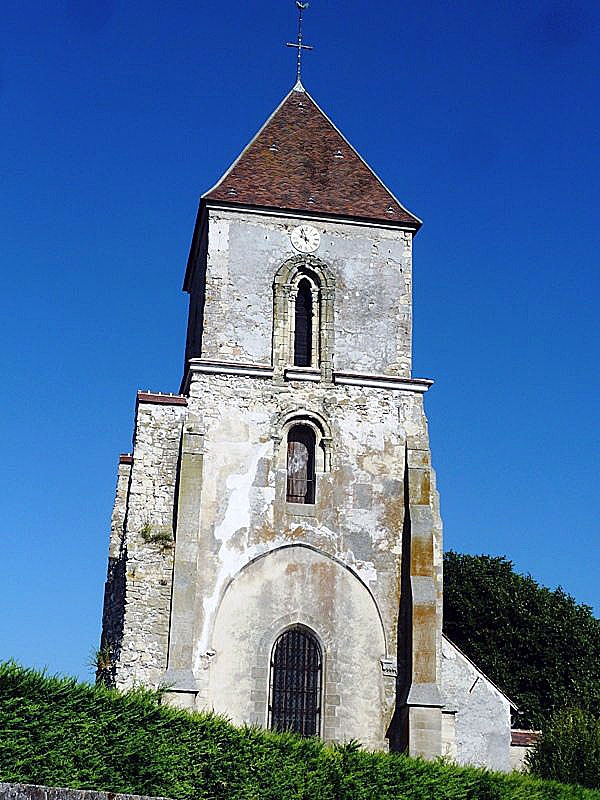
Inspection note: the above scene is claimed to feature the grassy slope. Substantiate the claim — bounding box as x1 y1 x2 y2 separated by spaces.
0 662 598 800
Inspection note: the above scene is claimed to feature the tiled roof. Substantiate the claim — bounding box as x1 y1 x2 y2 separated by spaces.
204 83 421 228
511 730 541 747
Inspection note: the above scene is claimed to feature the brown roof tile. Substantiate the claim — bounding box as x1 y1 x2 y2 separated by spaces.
511 730 541 747
136 391 188 406
204 84 421 228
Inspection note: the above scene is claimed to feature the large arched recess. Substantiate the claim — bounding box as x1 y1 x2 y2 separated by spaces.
207 544 388 749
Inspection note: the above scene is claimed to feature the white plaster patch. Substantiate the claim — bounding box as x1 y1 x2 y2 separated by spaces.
195 439 272 663
343 549 378 585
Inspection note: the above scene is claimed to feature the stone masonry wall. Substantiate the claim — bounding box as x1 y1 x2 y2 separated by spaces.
111 398 187 690
104 370 442 747
0 785 170 800
99 456 131 682
195 210 413 376
171 370 440 747
184 370 430 660
102 204 449 752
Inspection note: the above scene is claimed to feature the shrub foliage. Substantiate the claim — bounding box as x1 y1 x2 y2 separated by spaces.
527 708 600 789
443 551 600 729
1 662 600 800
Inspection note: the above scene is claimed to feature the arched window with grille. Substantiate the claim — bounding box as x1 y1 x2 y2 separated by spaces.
294 278 313 366
286 424 316 504
269 626 322 736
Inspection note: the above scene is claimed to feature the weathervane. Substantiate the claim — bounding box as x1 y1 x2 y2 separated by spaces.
287 1 313 82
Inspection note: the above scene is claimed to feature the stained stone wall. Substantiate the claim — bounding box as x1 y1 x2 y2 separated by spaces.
102 396 187 690
98 202 487 757
0 786 170 800
188 209 413 376
103 368 441 748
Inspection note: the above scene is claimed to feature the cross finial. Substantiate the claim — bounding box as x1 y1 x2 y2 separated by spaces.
287 1 313 83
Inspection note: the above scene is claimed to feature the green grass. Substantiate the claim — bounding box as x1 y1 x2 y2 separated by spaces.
0 662 598 800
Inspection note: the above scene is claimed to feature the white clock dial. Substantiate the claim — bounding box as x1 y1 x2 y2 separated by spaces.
290 224 320 254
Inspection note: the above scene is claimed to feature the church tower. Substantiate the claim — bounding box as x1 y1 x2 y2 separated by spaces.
100 80 446 757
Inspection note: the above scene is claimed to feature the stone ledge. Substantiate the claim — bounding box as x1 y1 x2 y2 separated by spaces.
0 784 172 800
184 359 433 393
334 371 433 392
284 366 321 382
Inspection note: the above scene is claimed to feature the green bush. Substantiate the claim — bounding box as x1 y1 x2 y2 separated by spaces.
527 708 600 789
443 552 600 729
1 662 599 800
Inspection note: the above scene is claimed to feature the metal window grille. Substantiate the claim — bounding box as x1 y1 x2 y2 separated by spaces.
294 279 313 366
269 626 322 736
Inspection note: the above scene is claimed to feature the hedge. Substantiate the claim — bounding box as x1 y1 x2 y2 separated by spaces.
1 662 598 800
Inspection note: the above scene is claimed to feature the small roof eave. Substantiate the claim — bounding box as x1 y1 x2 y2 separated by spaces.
202 197 421 232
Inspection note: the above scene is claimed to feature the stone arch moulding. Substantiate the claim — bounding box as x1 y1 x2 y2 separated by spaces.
208 542 388 657
271 407 333 473
272 254 336 382
207 542 389 742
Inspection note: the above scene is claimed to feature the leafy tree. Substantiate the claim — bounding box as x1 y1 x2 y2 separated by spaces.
443 551 600 729
527 708 600 789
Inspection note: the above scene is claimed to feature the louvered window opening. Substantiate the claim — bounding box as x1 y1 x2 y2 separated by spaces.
269 627 322 736
294 279 313 367
287 424 316 504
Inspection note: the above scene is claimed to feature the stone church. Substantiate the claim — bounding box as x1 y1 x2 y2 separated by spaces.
100 81 516 770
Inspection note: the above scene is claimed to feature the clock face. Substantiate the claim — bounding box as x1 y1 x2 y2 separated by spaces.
291 224 320 254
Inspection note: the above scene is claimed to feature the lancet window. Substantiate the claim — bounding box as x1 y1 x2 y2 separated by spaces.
286 424 316 504
272 255 335 381
294 279 313 367
273 409 332 508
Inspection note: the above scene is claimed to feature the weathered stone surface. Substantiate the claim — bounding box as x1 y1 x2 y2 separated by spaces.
101 400 187 690
189 210 413 377
0 785 170 800
100 201 438 750
99 113 513 769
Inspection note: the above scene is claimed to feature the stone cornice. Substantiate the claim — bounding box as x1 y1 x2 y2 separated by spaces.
183 359 433 394
334 371 433 393
189 360 274 379
204 202 418 233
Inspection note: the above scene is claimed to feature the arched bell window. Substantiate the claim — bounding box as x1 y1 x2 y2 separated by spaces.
269 626 322 736
286 424 316 504
272 255 336 382
294 279 313 367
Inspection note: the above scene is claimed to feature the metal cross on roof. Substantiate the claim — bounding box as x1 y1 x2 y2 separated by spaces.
287 1 313 83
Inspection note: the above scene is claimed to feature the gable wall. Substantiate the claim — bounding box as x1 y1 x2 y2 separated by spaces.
441 637 512 772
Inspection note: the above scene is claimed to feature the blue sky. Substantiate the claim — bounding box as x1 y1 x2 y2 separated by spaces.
1 0 599 682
